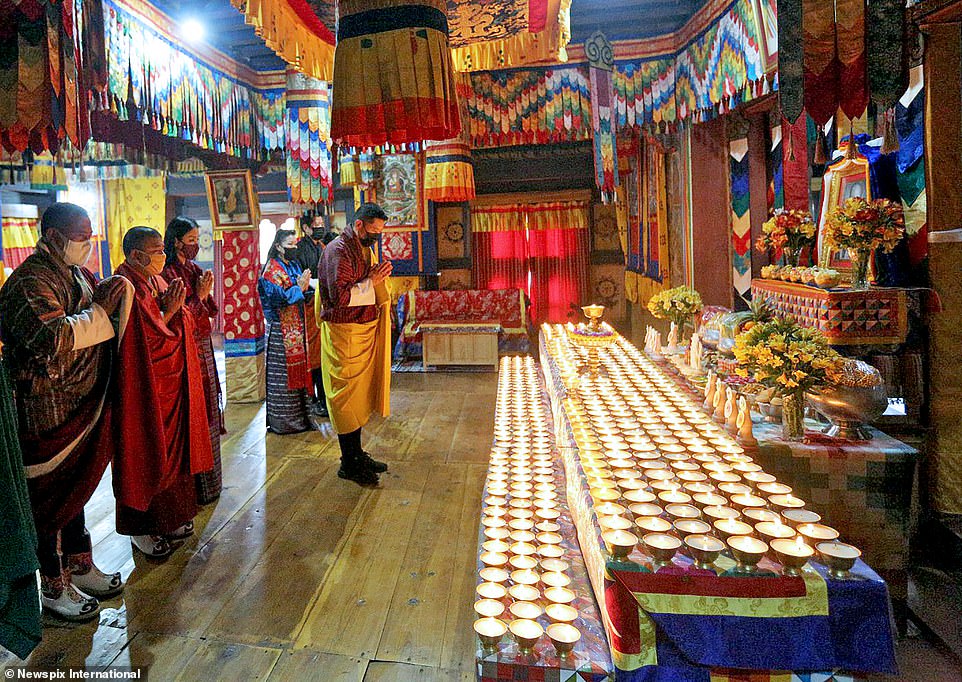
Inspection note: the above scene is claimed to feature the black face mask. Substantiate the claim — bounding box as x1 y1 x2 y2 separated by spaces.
360 233 380 247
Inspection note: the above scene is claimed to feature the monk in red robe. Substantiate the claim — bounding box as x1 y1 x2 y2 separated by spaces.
112 227 213 558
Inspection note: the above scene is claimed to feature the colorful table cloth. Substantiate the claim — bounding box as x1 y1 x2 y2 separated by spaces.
750 280 908 346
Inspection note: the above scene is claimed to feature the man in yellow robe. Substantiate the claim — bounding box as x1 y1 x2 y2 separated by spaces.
315 203 392 486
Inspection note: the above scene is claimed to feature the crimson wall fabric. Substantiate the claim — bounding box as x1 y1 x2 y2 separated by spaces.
527 227 590 326
472 230 528 293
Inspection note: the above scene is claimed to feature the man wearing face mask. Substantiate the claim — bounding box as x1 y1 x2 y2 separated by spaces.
111 227 213 559
0 202 130 621
315 203 393 487
292 213 328 418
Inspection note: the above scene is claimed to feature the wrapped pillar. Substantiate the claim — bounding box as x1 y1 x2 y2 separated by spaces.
423 74 475 202
222 229 266 403
331 0 461 147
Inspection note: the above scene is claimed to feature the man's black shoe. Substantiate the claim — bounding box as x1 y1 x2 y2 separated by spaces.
338 465 380 486
360 451 388 473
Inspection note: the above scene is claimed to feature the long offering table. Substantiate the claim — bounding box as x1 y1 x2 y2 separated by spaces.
537 325 896 681
474 356 613 681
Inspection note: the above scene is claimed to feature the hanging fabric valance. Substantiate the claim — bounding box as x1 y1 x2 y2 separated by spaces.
526 201 589 231
98 0 285 160
0 0 107 153
230 0 335 81
464 67 591 148
470 205 527 233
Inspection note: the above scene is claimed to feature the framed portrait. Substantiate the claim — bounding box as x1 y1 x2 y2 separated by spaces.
752 0 779 74
377 154 422 230
816 154 872 275
205 170 259 230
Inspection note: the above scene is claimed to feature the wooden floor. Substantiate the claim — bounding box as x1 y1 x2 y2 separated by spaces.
1 372 497 681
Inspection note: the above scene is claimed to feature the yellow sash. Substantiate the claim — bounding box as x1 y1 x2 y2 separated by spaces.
317 245 391 434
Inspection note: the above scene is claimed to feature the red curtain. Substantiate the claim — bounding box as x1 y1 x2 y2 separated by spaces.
472 205 528 291
526 202 590 326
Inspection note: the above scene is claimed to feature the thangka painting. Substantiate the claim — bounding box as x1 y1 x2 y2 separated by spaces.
377 154 420 229
752 0 778 73
591 202 622 260
436 203 469 263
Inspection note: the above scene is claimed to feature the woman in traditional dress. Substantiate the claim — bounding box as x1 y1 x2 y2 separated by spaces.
257 229 315 434
162 217 224 504
292 214 328 418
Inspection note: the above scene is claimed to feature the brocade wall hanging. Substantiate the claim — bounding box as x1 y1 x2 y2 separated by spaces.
330 0 461 148
0 0 107 153
447 0 571 72
586 32 619 202
285 71 333 206
99 0 285 160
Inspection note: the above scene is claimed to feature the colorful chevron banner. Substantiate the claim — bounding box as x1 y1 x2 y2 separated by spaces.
464 67 591 148
99 0 286 160
730 137 752 301
285 71 333 206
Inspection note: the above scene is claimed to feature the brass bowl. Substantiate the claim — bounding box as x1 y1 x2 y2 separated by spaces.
547 623 581 657
683 534 725 570
509 618 544 653
817 541 862 579
807 384 888 440
474 617 507 652
643 532 682 567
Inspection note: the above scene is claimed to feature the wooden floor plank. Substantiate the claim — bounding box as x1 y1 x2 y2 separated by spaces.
267 650 367 682
439 464 488 673
404 393 466 463
363 661 472 682
206 463 369 646
175 638 281 681
7 620 132 669
124 459 332 638
293 465 429 656
375 463 468 666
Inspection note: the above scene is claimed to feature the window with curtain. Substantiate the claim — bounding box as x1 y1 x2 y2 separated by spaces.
471 204 528 292
471 199 590 327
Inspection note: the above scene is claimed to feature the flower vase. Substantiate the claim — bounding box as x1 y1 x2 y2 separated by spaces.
850 249 871 291
781 392 806 441
671 315 690 353
783 247 801 267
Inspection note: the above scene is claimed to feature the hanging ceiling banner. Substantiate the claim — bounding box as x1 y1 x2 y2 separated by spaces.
231 0 336 81
802 0 837 126
836 0 868 120
586 32 619 202
777 0 804 124
285 71 333 206
330 0 461 148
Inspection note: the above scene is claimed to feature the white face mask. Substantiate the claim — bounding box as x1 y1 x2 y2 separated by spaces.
63 239 93 267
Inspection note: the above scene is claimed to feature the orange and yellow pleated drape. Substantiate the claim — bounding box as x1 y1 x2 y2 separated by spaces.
103 176 166 270
331 0 461 148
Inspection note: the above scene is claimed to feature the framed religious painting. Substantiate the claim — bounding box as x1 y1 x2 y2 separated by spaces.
205 170 259 230
591 201 623 263
816 154 872 275
377 153 423 231
752 0 779 74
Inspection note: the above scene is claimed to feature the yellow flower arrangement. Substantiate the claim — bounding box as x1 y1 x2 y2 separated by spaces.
647 286 703 327
733 316 844 396
755 209 817 266
823 197 905 253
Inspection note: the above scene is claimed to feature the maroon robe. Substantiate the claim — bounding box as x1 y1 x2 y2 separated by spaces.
112 263 213 535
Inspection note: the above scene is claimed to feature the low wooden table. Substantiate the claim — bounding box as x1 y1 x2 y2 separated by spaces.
419 320 501 369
